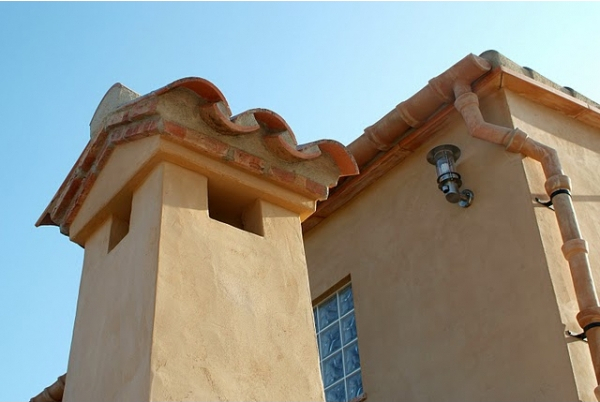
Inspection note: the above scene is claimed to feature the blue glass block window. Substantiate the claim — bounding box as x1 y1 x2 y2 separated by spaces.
314 284 364 402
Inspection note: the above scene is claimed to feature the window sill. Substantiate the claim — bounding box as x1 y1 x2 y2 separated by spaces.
349 393 367 402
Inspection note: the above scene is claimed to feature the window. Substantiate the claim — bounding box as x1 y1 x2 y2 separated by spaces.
314 284 364 402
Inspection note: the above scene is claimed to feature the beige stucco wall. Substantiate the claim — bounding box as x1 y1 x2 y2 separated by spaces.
64 141 325 401
304 90 580 401
63 157 163 401
507 90 600 402
149 162 324 401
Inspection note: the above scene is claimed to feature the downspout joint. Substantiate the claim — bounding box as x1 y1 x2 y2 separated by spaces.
577 307 600 329
454 92 479 113
562 238 589 260
545 174 572 195
505 128 528 153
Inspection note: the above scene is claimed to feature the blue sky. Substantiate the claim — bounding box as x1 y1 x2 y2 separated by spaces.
1 2 599 400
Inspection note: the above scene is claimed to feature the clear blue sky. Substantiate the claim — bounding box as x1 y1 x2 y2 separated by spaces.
1 2 599 400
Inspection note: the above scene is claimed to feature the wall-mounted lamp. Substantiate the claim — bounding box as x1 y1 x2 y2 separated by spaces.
426 144 473 208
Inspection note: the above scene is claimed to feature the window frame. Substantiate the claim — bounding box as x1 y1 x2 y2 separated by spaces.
313 282 365 402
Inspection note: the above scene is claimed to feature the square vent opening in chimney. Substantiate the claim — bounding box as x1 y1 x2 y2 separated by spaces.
207 179 264 237
108 191 132 252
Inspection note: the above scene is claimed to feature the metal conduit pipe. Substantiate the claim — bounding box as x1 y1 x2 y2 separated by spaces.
453 86 600 400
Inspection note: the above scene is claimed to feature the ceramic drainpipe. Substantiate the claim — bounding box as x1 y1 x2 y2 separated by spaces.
453 83 600 400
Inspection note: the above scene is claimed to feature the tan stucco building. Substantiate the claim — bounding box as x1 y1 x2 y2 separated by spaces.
32 51 600 402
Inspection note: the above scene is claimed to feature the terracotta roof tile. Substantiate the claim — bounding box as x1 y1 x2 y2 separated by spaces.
480 50 600 108
37 77 357 235
302 50 600 233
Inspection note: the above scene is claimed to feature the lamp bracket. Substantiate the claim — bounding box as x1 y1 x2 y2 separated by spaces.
458 189 474 208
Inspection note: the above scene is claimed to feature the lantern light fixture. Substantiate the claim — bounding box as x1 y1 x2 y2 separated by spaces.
426 144 474 208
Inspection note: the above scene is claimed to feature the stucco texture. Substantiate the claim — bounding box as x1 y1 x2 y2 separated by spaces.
304 90 579 401
149 162 324 401
508 90 600 402
64 151 325 401
63 157 163 402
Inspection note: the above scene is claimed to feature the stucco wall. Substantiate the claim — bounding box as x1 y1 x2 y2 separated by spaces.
304 90 579 401
149 162 324 401
508 90 600 402
65 154 325 401
63 159 162 402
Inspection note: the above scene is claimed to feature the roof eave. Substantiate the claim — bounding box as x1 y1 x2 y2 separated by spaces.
302 51 600 233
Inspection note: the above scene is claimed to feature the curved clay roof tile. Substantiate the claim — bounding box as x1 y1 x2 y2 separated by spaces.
37 76 359 233
155 78 357 174
154 77 227 104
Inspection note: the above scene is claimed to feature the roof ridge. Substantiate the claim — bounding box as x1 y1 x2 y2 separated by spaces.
479 50 600 108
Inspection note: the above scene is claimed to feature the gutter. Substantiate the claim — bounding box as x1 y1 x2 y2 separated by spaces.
303 54 490 232
452 81 600 400
347 54 490 169
322 51 600 399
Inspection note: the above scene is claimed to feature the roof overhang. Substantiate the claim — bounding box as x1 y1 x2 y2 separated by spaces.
37 78 358 237
302 50 600 232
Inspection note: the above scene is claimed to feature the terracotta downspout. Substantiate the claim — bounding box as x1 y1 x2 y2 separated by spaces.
453 83 600 400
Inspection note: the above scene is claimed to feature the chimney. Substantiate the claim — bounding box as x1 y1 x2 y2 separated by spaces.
37 77 357 402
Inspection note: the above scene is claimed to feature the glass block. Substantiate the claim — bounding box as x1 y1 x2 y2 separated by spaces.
339 285 354 316
341 312 357 345
318 295 338 329
314 308 319 332
322 351 344 387
324 380 346 402
320 323 342 359
346 371 363 400
343 341 361 374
